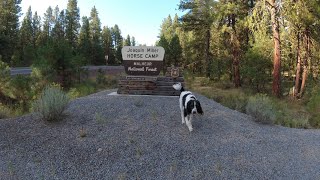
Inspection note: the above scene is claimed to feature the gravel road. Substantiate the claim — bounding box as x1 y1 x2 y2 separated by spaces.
1 89 320 179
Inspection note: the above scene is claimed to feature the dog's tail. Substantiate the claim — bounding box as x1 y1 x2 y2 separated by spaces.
173 82 185 92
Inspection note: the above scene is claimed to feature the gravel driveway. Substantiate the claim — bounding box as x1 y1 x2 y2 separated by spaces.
1 89 320 179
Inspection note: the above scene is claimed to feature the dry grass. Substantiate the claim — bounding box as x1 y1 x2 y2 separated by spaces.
185 76 313 129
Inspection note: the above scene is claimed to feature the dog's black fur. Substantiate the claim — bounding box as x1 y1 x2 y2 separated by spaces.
173 83 203 131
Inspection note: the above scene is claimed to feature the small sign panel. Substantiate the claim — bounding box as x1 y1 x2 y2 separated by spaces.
171 68 180 78
122 46 165 76
122 46 165 61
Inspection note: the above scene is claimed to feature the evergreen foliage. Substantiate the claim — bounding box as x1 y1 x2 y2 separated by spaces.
124 35 131 46
0 0 22 64
79 16 91 64
65 0 80 52
102 26 114 65
89 6 104 65
0 59 11 97
111 24 123 64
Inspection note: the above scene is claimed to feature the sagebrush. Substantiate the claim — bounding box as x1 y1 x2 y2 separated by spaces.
246 94 276 124
33 86 70 121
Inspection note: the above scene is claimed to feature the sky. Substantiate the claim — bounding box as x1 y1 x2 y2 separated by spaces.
20 0 185 46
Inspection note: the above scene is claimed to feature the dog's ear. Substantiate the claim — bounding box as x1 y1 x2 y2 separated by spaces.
196 100 204 115
186 101 193 114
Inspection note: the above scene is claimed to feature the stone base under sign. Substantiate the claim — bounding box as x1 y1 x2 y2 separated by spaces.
117 76 184 96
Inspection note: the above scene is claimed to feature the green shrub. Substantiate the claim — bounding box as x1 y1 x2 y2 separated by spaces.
96 69 107 86
307 86 320 127
32 86 70 121
241 34 273 93
246 94 276 124
0 59 11 95
273 100 310 129
309 115 320 128
9 75 34 111
68 81 96 99
0 104 12 119
67 88 81 99
105 75 118 88
221 94 248 113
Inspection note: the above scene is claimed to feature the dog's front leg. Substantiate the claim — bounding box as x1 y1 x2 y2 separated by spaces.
181 111 185 124
185 115 193 132
181 109 185 124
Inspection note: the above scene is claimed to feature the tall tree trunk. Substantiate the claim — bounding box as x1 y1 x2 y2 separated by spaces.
300 29 310 96
217 49 221 80
231 14 241 88
205 29 211 78
294 32 302 98
270 0 281 97
232 50 241 87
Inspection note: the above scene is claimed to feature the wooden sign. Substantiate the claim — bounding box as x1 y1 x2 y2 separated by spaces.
170 67 180 78
122 46 165 76
165 67 183 77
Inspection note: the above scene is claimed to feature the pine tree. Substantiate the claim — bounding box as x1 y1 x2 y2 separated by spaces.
170 34 183 66
102 26 115 65
78 16 91 64
51 6 65 40
52 7 71 86
157 35 170 70
269 0 281 97
216 0 254 87
124 34 131 46
32 11 41 48
18 6 34 66
0 0 22 64
249 0 282 96
65 0 80 52
160 15 174 41
111 24 123 64
131 36 136 46
179 0 216 77
283 0 320 98
89 6 104 65
40 6 54 45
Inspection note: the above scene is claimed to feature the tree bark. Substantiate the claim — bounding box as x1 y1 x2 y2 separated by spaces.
294 32 302 98
300 29 310 96
205 29 211 78
231 14 241 88
270 0 281 98
232 48 241 88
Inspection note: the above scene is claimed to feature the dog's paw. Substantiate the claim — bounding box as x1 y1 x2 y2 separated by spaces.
188 127 193 132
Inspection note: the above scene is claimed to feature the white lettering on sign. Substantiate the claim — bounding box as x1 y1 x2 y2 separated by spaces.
133 62 153 66
128 67 145 71
122 46 165 61
146 67 157 72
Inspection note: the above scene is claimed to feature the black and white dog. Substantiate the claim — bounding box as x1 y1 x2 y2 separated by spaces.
173 83 203 132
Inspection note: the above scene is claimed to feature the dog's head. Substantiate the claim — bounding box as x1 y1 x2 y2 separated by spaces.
187 99 204 115
173 82 184 92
